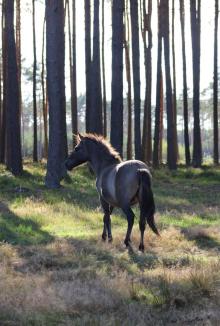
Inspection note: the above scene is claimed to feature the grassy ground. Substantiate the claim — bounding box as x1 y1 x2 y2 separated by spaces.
0 162 220 325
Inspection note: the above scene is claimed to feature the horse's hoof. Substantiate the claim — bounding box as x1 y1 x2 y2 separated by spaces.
124 239 130 247
139 244 144 252
102 234 107 241
108 236 113 243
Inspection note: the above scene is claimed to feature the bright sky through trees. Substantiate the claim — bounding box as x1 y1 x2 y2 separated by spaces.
20 0 219 104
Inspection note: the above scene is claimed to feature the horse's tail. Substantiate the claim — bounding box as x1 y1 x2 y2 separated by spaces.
138 169 160 236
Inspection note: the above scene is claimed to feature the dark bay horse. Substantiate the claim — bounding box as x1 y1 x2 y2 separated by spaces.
65 133 159 251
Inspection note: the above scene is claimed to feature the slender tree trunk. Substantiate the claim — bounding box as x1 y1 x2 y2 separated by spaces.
0 0 6 163
45 0 67 188
142 0 152 164
101 0 107 137
172 0 178 161
90 0 103 134
153 0 163 168
190 0 202 167
41 13 48 157
124 0 132 160
130 0 141 159
161 0 177 170
180 0 191 165
111 0 124 156
72 0 77 142
159 73 164 164
5 0 22 175
213 0 219 164
85 0 91 132
32 0 38 162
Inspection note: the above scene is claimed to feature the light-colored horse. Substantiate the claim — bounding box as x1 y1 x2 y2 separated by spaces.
65 134 159 251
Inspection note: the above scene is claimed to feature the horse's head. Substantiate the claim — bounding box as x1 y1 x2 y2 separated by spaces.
65 134 89 171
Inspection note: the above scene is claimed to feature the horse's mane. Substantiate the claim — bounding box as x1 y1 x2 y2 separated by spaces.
81 133 122 163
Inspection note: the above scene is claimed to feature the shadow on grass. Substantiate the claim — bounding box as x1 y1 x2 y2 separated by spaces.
0 201 53 245
181 228 220 251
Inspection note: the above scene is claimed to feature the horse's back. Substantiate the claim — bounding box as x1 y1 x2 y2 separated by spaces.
98 160 150 207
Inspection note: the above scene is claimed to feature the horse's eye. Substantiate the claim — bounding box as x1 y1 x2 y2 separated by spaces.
75 146 80 152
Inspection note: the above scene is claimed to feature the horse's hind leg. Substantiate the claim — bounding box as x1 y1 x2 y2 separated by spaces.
122 207 135 247
139 213 146 252
100 197 113 242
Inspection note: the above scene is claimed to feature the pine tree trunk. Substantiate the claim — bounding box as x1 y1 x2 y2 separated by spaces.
171 0 178 161
213 0 219 164
153 1 162 168
159 73 164 164
111 0 124 156
32 0 38 162
180 0 191 165
124 0 132 160
130 0 141 159
101 0 107 137
72 0 77 142
161 0 177 170
190 0 202 167
85 0 91 132
5 0 22 175
142 0 152 164
41 14 48 158
45 0 67 188
90 0 103 134
0 0 6 163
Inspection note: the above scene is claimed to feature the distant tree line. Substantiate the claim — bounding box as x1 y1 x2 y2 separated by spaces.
0 0 219 188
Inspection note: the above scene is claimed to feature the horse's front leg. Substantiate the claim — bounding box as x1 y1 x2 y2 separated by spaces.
122 206 135 247
100 197 113 242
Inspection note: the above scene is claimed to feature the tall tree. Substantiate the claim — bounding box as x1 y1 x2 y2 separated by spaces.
111 0 124 156
153 0 163 168
161 0 177 170
66 0 77 146
130 0 141 159
171 0 178 161
41 14 48 157
142 0 152 164
0 0 6 163
45 0 67 188
190 0 202 167
124 0 132 159
180 0 191 165
84 0 91 132
213 0 219 164
102 0 107 137
32 0 38 161
5 0 22 175
90 0 103 134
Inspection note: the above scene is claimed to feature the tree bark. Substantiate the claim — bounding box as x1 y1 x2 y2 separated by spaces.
41 13 48 157
72 0 77 143
190 0 202 167
0 0 6 163
84 0 91 132
45 0 67 188
142 0 152 164
5 0 22 175
153 0 163 168
32 0 38 162
111 0 124 156
124 0 132 160
161 0 177 170
180 0 191 165
101 0 107 137
213 0 219 164
90 0 103 134
130 0 141 159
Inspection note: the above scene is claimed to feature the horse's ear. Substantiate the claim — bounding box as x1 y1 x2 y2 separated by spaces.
77 133 85 143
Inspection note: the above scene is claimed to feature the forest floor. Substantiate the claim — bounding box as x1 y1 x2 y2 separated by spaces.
0 162 220 325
